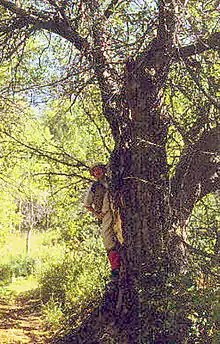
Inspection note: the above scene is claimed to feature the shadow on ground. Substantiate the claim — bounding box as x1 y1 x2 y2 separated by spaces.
0 289 49 344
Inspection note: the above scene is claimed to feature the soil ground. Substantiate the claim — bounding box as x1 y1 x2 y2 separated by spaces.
0 291 49 344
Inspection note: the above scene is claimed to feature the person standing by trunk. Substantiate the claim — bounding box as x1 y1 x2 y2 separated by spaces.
84 163 122 281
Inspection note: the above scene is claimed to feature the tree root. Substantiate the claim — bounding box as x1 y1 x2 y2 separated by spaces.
51 284 119 344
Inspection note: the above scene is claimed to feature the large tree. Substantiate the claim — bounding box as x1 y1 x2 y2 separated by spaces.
0 0 219 342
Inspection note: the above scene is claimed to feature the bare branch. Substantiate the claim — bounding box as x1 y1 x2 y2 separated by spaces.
0 0 90 51
139 30 220 69
180 235 214 259
83 109 112 154
1 129 88 169
33 171 92 182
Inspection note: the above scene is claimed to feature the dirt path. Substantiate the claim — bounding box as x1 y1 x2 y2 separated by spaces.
0 293 49 344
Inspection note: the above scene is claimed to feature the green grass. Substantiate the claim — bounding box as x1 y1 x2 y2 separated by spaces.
0 231 65 296
7 275 38 294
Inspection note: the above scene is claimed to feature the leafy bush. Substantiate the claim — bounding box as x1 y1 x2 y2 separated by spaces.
187 279 219 343
10 255 36 277
0 263 12 286
42 297 64 331
40 236 109 327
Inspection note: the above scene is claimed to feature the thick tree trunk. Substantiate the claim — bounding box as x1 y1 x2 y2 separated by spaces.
109 62 171 342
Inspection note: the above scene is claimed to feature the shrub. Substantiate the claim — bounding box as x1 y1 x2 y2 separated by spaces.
0 263 12 286
39 236 109 328
10 255 36 277
42 297 64 331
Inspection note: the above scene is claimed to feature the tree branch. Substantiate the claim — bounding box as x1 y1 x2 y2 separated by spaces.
182 57 220 109
138 29 220 69
0 0 121 142
83 109 112 154
175 32 220 60
136 0 176 75
33 171 92 182
0 0 50 20
157 0 176 45
1 129 88 169
171 126 220 225
0 0 90 51
104 0 121 19
84 0 121 141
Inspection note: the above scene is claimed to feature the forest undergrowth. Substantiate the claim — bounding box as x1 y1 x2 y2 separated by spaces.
0 222 219 344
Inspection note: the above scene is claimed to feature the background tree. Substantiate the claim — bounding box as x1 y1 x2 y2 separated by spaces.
0 0 219 343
